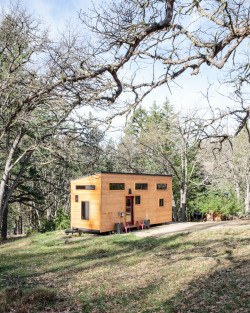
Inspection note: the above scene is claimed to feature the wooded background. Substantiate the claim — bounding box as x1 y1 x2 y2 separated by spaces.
0 0 249 238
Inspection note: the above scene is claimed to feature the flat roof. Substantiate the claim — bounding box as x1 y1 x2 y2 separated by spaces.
71 171 172 181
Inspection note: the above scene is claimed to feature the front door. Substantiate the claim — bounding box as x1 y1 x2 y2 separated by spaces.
126 196 134 225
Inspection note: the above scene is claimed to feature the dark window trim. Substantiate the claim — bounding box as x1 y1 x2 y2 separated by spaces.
109 183 125 190
135 183 148 190
157 184 167 190
159 199 164 206
81 201 89 220
76 185 95 190
135 195 141 205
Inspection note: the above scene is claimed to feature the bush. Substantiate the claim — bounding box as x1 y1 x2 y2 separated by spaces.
55 207 70 230
25 229 39 236
40 219 56 233
197 190 244 218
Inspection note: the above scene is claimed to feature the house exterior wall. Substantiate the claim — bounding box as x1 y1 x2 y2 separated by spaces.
70 172 172 233
100 173 172 232
70 174 101 231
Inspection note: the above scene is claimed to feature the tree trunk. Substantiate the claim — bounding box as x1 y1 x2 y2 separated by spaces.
0 132 23 228
35 209 42 228
17 203 22 234
1 205 8 239
172 192 178 221
180 187 187 222
245 171 250 216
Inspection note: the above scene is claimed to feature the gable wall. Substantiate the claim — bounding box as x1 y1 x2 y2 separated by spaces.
70 174 101 230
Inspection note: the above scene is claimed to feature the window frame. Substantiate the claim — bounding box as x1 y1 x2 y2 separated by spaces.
157 184 167 190
109 183 125 190
159 199 164 207
81 201 89 220
135 183 148 190
135 195 141 205
75 195 79 202
76 185 95 190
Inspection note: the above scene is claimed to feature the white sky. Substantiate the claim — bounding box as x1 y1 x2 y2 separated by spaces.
0 0 241 140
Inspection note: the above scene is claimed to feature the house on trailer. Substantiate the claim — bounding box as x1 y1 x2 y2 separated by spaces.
70 172 172 233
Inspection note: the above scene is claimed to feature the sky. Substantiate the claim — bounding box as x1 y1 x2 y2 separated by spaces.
0 0 238 139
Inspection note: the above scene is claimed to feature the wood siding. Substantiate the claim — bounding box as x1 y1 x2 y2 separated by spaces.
70 174 101 230
70 173 172 233
100 173 172 232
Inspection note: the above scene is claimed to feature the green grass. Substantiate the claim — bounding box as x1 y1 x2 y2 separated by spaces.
0 226 249 312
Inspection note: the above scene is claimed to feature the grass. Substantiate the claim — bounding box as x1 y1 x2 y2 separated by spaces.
0 226 249 312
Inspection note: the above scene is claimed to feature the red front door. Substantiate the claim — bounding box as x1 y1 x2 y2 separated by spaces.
126 196 134 225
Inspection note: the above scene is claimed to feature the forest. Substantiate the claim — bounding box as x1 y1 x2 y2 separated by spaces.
0 0 249 239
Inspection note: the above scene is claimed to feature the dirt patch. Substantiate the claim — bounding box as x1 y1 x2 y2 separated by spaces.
134 220 250 237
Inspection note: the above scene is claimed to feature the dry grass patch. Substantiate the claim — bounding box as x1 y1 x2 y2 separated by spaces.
0 227 249 312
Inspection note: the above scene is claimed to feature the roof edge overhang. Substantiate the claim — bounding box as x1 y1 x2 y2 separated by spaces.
71 171 172 181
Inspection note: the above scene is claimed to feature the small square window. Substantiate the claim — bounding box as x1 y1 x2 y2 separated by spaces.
75 195 79 202
159 199 164 206
135 196 141 204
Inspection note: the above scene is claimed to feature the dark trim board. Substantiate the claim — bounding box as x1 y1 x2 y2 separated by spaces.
71 171 172 181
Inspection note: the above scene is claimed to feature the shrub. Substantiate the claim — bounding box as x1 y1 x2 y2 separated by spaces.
40 219 56 233
197 190 244 218
55 207 70 230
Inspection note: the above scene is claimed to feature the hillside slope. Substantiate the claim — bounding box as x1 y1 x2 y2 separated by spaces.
0 225 249 312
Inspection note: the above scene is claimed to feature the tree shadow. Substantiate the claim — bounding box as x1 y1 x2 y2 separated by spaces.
0 235 27 245
159 259 249 313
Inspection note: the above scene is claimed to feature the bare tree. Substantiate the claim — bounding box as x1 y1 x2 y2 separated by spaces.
117 104 210 221
1 0 249 233
201 129 250 215
80 0 249 131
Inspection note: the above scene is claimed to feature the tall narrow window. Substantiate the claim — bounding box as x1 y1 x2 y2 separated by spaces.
109 183 125 190
157 184 167 190
81 201 89 220
75 195 79 202
159 199 164 206
135 183 148 190
135 196 141 204
76 185 95 190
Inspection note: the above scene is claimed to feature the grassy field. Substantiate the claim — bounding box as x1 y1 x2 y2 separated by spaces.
0 225 249 312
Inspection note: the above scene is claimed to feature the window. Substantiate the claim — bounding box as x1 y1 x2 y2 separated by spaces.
75 195 79 202
76 185 95 190
81 201 89 220
109 183 125 190
159 199 164 206
135 196 141 204
135 183 148 190
157 184 167 190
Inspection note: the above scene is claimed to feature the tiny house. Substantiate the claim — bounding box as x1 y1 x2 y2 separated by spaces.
70 172 172 233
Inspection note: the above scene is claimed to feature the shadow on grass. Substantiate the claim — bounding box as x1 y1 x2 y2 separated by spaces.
76 260 249 313
0 233 189 289
0 235 27 245
1 231 248 293
1 229 249 312
160 259 250 313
